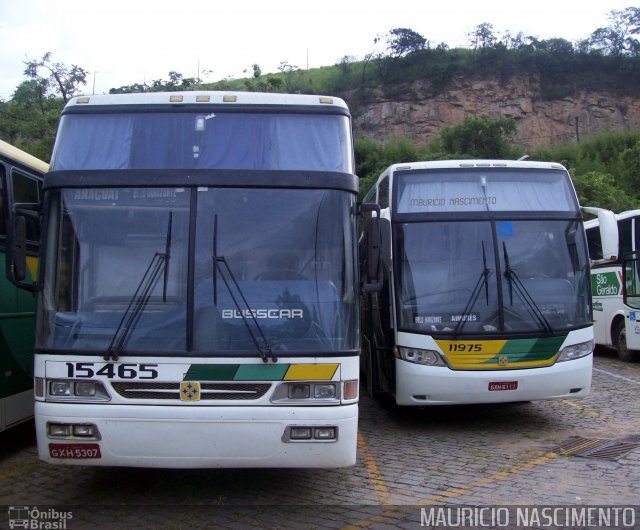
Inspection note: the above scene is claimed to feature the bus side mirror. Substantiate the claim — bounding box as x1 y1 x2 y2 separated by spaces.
623 251 640 310
361 215 391 293
582 207 619 265
6 211 39 292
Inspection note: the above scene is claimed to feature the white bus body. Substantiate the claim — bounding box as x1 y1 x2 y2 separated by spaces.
361 160 613 405
12 92 360 467
585 209 640 362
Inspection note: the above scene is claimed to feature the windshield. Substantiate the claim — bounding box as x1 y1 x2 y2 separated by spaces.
397 219 590 335
37 187 358 355
51 112 353 173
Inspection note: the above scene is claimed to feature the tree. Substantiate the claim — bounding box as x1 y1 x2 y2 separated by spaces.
384 28 428 57
440 116 516 158
587 7 640 56
278 62 298 92
23 52 88 104
571 171 638 211
468 23 497 51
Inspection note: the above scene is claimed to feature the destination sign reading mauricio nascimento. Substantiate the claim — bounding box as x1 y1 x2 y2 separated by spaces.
394 169 577 214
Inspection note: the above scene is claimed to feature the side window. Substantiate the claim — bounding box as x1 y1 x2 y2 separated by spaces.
0 164 5 237
378 176 389 209
635 217 640 253
12 170 40 204
11 170 42 242
585 226 602 262
619 219 632 263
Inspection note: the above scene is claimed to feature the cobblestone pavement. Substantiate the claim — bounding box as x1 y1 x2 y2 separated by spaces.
1 349 639 529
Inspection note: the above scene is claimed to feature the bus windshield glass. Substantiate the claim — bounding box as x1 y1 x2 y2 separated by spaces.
397 219 590 335
51 112 353 173
394 167 589 335
37 187 358 355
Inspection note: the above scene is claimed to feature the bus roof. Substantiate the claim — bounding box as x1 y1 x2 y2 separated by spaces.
64 91 349 111
382 159 567 175
0 139 49 174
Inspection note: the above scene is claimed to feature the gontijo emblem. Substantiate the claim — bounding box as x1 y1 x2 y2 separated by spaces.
180 381 200 401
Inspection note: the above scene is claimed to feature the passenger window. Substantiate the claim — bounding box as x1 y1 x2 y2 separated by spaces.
0 165 5 236
619 219 632 262
378 176 389 209
635 217 640 253
12 170 40 204
585 226 602 262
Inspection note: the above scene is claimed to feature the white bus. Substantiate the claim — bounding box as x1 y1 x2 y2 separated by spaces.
7 92 360 467
585 209 640 362
0 139 46 431
360 160 617 405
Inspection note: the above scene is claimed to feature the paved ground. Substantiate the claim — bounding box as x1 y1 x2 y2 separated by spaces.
1 348 639 529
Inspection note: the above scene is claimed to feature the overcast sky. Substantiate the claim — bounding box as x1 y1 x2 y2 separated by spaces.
0 0 633 100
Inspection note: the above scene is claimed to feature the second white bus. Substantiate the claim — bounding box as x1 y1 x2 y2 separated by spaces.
360 160 617 405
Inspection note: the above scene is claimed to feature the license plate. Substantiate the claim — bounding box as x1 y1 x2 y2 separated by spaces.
49 443 102 459
488 381 518 391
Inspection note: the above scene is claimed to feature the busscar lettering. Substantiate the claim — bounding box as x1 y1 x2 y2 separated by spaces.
222 309 304 319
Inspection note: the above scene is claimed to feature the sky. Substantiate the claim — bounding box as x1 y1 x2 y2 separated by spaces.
0 0 634 101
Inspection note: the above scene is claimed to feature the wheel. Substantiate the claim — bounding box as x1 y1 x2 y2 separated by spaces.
614 319 639 362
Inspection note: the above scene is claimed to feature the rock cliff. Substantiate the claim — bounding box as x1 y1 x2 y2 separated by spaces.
350 75 640 149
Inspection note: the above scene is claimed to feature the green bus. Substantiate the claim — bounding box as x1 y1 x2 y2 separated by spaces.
0 139 46 431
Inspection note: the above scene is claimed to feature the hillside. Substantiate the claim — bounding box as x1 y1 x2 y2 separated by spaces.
349 74 640 149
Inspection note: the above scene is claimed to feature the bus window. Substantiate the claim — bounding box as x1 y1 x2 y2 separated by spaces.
0 166 5 236
619 219 632 262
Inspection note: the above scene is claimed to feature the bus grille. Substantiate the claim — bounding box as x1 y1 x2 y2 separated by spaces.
110 382 271 400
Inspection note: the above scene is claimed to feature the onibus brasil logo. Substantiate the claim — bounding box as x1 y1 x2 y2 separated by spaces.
8 506 72 529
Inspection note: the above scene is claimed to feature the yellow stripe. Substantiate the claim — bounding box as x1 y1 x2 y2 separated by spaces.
436 340 508 355
283 363 338 381
357 432 391 505
26 256 38 281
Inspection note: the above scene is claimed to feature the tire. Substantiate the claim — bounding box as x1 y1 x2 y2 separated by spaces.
614 319 640 362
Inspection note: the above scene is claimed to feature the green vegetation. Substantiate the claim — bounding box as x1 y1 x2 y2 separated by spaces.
1 7 639 211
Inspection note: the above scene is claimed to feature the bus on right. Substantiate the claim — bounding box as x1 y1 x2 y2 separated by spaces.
585 209 640 362
360 160 619 406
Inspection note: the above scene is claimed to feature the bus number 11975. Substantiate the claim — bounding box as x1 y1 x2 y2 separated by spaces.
448 343 482 353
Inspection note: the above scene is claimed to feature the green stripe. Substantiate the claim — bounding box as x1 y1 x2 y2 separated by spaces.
183 365 239 381
184 364 290 381
235 364 289 381
486 335 567 365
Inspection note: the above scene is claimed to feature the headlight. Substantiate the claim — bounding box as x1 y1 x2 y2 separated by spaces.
272 382 340 404
557 340 594 362
396 346 446 366
46 380 111 402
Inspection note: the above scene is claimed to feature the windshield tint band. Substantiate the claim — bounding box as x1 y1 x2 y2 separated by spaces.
43 170 359 194
393 168 579 214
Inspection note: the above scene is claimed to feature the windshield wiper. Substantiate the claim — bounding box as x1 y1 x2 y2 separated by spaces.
212 215 277 363
454 242 493 337
105 212 173 361
502 242 553 335
214 257 277 363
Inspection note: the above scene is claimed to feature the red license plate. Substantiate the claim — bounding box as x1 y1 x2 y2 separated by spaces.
488 381 518 391
49 443 102 459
